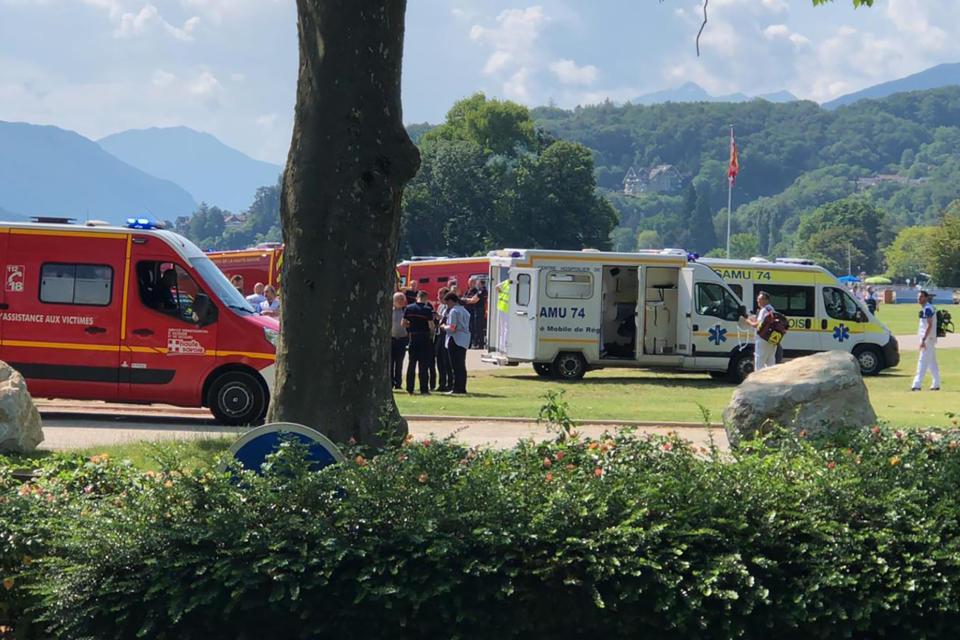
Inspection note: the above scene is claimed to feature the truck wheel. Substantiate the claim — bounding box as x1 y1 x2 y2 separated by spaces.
551 352 587 380
729 351 754 383
853 345 883 376
209 371 268 426
533 363 554 378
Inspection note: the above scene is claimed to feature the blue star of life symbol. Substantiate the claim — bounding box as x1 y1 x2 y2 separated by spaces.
708 324 727 345
833 323 850 343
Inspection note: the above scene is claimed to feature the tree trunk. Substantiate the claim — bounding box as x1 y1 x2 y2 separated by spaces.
267 0 419 446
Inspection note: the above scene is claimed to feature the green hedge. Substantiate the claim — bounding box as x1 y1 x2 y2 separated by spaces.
3 426 960 639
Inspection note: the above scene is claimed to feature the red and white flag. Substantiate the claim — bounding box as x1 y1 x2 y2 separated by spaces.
727 129 739 186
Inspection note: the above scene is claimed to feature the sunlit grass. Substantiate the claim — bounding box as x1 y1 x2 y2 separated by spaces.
395 348 960 428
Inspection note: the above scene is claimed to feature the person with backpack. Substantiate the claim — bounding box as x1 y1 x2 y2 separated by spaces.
911 290 940 391
744 291 779 371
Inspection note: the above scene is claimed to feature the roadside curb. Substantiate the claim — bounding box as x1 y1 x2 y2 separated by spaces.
403 414 723 428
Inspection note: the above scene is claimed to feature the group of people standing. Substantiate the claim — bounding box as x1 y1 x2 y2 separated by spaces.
391 284 470 395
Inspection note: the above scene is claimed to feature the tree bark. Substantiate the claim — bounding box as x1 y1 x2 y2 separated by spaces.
267 1 419 446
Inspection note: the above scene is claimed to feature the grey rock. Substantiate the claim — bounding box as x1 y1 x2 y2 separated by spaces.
0 363 43 453
723 351 876 447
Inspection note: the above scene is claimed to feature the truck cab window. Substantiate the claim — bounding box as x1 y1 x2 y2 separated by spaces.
822 287 860 321
137 261 205 324
695 282 740 321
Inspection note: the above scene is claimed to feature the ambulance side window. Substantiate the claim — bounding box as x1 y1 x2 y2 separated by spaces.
822 287 859 321
40 263 113 306
516 274 531 306
765 285 815 316
728 284 743 300
545 271 592 299
136 261 204 324
695 283 740 321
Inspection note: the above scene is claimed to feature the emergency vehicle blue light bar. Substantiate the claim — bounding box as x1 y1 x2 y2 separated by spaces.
126 217 156 229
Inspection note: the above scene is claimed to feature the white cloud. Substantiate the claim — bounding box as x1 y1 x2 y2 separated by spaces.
548 59 598 85
151 69 176 87
114 4 199 41
188 70 221 96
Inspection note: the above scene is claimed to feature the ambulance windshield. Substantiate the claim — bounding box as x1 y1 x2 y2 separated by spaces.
190 257 256 314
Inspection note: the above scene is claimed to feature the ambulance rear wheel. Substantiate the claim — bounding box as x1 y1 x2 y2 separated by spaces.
853 345 883 376
552 352 587 380
209 371 268 426
533 363 554 378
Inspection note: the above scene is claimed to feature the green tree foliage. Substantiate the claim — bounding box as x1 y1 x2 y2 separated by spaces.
883 225 935 280
186 202 226 248
727 233 758 259
400 100 616 256
927 201 960 287
422 92 537 156
177 181 282 250
610 226 637 252
635 229 661 250
794 198 889 273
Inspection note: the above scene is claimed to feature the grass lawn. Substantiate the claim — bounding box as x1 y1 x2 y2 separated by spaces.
395 347 960 428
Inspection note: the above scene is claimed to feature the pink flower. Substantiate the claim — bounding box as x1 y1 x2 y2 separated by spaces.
418 473 427 483
553 450 565 461
662 442 673 451
827 461 836 469
894 430 904 439
542 457 552 468
871 425 880 434
545 473 554 482
421 439 431 446
593 467 603 476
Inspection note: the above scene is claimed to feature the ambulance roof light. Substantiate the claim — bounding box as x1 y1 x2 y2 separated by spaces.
30 216 76 224
126 217 157 229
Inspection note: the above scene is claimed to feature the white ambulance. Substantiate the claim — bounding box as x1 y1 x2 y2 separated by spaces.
699 257 900 375
483 249 758 381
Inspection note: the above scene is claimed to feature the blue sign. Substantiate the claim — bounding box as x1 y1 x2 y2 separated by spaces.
226 423 344 474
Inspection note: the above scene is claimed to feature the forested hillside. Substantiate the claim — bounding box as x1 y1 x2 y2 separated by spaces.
531 86 960 264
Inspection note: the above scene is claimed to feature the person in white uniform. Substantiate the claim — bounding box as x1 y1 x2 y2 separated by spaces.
911 290 939 391
744 291 778 372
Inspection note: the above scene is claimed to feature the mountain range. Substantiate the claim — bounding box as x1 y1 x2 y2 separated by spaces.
0 122 283 226
0 121 197 224
633 82 797 105
823 62 960 109
98 127 282 213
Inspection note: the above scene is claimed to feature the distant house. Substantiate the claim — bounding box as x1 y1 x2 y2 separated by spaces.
623 167 645 195
223 213 248 226
622 164 683 195
856 174 929 190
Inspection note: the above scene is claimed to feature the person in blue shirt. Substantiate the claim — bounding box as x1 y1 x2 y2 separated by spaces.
441 292 471 394
911 290 939 391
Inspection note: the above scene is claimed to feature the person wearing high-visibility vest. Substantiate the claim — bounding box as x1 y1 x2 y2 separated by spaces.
496 279 510 312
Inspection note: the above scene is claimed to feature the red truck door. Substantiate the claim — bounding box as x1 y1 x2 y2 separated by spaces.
1 228 124 400
121 240 219 406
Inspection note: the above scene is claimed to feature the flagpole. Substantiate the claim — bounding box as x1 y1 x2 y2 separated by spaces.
726 124 733 259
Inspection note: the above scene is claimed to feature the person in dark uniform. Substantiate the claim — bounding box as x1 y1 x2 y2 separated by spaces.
402 290 435 395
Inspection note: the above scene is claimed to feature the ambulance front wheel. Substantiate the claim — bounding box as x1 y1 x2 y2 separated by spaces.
552 352 587 380
729 351 755 383
853 345 883 376
208 370 269 426
533 363 555 378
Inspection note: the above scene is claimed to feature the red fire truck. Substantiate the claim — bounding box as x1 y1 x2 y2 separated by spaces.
0 218 278 425
207 244 283 296
397 256 490 299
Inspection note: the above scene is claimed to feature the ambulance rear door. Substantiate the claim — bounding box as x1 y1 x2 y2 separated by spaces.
506 268 538 360
2 228 124 400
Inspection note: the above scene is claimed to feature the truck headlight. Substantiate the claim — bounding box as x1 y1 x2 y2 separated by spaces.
263 327 279 347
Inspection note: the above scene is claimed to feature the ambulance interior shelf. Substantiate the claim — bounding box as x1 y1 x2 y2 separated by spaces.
643 269 678 356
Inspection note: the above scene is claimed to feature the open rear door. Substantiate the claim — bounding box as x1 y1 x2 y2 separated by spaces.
506 267 538 360
677 266 694 357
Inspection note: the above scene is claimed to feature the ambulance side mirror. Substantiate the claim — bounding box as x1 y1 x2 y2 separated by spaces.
193 293 218 327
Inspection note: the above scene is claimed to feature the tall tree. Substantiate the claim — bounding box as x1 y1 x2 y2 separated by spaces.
690 183 717 254
883 225 935 280
267 1 420 446
927 201 960 287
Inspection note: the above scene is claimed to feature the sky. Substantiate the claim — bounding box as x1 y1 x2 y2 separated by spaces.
1 0 958 165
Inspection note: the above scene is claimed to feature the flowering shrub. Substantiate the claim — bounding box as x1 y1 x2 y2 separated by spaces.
3 426 960 639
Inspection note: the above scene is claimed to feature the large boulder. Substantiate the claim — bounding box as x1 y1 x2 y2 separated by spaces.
0 363 42 453
723 351 876 447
